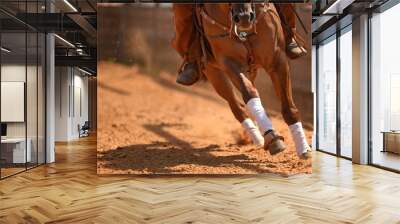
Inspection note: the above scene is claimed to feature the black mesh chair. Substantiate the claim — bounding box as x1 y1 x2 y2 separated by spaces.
79 121 90 138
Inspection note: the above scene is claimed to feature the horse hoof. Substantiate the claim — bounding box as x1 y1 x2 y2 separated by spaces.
264 130 286 155
266 138 286 155
300 150 312 159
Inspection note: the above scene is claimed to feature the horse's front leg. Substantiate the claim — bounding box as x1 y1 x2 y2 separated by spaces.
265 49 312 159
203 64 264 147
219 57 286 155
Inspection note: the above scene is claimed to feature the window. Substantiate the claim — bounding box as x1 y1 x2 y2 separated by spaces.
370 3 400 171
0 1 46 179
339 27 352 158
317 35 337 154
316 25 353 159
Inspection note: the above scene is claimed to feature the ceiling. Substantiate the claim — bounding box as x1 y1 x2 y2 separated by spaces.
312 0 392 43
0 0 97 74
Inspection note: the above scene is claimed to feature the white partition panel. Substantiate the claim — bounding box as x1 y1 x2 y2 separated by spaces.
1 82 25 122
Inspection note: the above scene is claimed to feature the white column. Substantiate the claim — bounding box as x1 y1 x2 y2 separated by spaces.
45 0 56 163
311 45 317 150
46 32 55 163
352 14 369 164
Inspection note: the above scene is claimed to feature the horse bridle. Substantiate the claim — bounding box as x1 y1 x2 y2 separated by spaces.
198 2 270 42
196 2 275 78
229 2 257 41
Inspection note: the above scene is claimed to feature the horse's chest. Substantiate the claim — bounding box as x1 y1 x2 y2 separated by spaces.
209 38 260 61
210 38 245 54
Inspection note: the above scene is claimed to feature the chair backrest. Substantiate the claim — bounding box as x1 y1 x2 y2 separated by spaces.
82 121 90 129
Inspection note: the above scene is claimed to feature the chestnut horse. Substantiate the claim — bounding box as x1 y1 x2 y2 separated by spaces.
196 3 311 159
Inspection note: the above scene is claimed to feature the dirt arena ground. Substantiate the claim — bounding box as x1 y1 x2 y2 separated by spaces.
97 62 312 175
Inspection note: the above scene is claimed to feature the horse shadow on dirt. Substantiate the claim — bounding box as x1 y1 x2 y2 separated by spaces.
98 81 131 96
97 123 277 174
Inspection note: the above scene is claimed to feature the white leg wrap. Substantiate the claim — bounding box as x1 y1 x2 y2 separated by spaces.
289 122 311 156
241 118 264 147
246 98 273 134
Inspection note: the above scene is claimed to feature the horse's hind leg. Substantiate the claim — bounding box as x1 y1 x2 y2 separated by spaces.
266 49 311 159
203 65 264 146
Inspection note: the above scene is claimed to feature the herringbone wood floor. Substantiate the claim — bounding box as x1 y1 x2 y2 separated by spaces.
1 136 400 224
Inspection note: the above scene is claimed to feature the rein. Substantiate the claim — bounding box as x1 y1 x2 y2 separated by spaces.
198 8 231 39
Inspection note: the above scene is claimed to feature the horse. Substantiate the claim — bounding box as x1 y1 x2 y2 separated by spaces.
195 3 311 159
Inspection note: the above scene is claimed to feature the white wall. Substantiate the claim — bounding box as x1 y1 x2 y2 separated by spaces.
1 65 26 133
72 72 89 138
1 63 46 164
54 67 89 141
55 67 70 141
1 65 37 138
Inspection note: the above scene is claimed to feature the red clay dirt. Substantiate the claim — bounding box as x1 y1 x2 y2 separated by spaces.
97 62 312 175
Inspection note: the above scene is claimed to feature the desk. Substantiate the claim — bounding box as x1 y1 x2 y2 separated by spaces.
1 138 31 163
382 131 400 154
